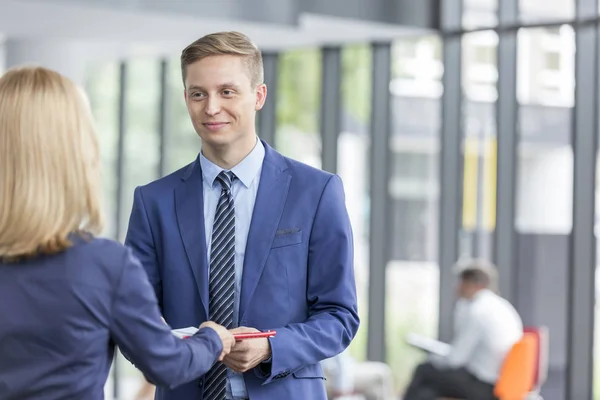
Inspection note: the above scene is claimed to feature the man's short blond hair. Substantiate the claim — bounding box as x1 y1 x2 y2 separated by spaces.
180 31 264 87
0 66 103 260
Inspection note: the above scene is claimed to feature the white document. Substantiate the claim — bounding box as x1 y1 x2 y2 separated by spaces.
406 332 451 357
172 326 198 339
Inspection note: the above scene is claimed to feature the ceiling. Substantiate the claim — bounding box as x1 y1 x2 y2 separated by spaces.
0 0 433 59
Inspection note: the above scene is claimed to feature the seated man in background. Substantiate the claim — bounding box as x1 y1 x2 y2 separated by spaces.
322 350 395 400
403 259 523 400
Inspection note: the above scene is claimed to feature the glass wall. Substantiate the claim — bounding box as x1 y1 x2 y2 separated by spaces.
339 44 372 362
85 60 128 399
386 35 441 392
515 25 574 397
275 48 322 168
86 61 120 241
519 0 574 22
166 57 202 172
463 0 498 28
86 57 166 399
461 30 499 260
451 1 589 399
120 59 162 241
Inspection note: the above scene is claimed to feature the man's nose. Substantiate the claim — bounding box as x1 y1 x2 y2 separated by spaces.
204 96 221 116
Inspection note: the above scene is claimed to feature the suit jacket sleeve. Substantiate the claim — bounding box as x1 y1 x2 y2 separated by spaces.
125 186 162 308
110 247 222 388
262 175 360 383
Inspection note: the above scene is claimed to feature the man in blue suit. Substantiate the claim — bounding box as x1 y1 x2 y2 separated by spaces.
125 31 359 400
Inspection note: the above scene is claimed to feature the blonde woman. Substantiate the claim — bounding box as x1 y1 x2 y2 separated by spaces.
0 66 235 400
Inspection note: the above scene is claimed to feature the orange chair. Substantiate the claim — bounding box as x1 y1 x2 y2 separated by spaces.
523 326 549 394
441 329 545 400
493 332 538 400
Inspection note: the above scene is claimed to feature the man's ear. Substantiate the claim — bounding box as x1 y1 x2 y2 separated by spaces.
255 84 267 111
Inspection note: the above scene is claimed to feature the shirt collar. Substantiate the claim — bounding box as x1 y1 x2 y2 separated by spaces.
199 137 265 188
471 288 492 302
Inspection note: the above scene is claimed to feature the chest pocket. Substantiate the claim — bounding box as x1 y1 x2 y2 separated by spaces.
271 230 302 249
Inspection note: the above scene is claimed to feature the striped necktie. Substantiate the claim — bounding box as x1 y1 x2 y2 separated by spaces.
203 170 236 400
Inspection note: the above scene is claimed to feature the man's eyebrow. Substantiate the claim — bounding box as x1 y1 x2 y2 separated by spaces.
186 83 241 91
218 82 241 89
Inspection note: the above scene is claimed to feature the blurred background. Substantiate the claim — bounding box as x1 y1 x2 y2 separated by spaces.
1 0 599 399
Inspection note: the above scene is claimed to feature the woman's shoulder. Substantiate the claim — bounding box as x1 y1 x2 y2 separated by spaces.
72 235 127 255
68 235 134 276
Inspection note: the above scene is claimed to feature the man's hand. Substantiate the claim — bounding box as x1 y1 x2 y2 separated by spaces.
223 327 272 373
200 321 236 361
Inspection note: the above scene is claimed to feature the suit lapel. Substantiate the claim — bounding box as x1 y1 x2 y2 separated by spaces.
239 145 290 321
175 160 209 317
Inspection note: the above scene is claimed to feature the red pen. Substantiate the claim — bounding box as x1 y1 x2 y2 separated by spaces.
233 330 276 340
173 328 276 340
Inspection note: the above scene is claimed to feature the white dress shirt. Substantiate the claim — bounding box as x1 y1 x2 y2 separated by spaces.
433 289 523 384
453 298 469 336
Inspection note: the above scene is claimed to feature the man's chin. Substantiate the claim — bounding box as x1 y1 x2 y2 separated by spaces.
198 130 257 152
200 130 232 145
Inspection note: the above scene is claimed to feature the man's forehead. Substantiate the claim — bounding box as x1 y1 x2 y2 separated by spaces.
187 69 250 87
188 55 245 72
185 80 246 90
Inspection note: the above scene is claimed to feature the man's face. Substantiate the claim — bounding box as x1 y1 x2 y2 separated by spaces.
183 55 266 150
457 280 479 299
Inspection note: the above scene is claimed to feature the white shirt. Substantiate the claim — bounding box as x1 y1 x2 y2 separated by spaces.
453 298 469 336
433 289 523 384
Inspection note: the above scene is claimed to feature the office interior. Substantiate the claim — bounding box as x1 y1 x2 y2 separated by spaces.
1 0 599 399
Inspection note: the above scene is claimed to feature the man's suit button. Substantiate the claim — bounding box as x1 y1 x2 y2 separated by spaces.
197 379 204 388
274 370 289 379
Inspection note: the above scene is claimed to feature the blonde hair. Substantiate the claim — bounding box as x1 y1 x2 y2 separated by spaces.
181 31 264 87
0 66 103 260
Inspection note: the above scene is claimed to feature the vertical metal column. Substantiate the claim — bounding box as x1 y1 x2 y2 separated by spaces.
438 0 463 343
567 0 598 398
112 61 128 400
367 42 392 363
320 47 342 174
494 0 519 303
158 59 169 178
258 52 278 147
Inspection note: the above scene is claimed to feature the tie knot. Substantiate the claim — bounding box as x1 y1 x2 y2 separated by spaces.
216 170 236 190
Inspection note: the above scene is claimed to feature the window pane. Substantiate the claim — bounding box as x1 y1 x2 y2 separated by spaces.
463 0 498 29
596 115 600 398
121 59 162 397
120 59 162 241
519 0 574 22
517 26 575 108
85 61 120 240
388 35 442 393
86 59 161 399
339 44 371 362
460 30 498 260
275 48 322 168
166 57 201 172
516 26 574 398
